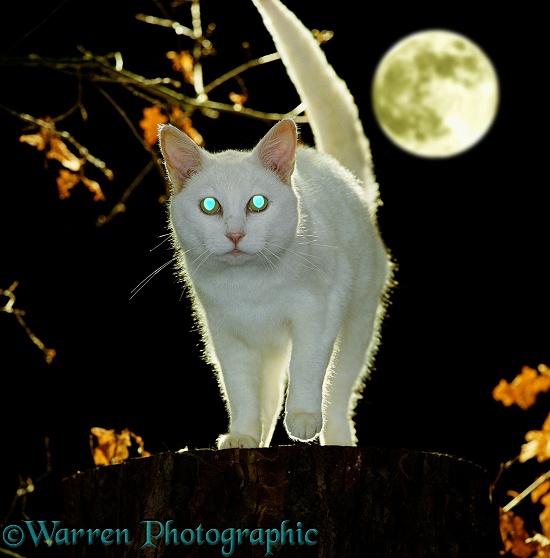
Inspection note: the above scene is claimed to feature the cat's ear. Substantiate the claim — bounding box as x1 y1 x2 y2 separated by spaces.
253 118 297 186
158 124 204 194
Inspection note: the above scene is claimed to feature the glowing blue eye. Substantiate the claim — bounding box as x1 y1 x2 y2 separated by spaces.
248 195 268 212
200 197 221 214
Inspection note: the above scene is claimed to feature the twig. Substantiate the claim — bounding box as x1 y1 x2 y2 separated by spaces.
0 102 114 180
0 281 56 364
1 438 52 531
0 52 308 123
190 0 206 101
203 53 281 94
93 84 160 159
96 159 159 226
135 13 195 39
490 456 519 502
503 469 550 512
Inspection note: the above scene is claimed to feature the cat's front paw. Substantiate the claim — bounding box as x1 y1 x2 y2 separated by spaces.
217 433 259 449
285 411 322 442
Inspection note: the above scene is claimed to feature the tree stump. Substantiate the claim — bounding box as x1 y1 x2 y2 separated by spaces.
60 446 500 557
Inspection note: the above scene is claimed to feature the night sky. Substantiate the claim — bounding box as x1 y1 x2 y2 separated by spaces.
1 0 547 537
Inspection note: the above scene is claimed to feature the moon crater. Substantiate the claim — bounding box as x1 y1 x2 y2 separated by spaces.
372 30 499 157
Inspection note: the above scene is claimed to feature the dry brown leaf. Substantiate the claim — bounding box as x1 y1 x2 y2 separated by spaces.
493 366 550 410
130 431 152 458
525 534 550 557
113 430 132 464
139 105 169 146
228 92 248 106
169 107 204 146
532 480 550 504
499 508 538 557
169 106 186 128
56 169 81 199
166 50 194 84
19 118 82 171
541 491 550 538
521 414 550 463
56 170 105 201
19 129 48 150
312 28 334 44
90 427 152 466
90 427 118 466
179 117 204 146
47 137 82 171
81 175 106 202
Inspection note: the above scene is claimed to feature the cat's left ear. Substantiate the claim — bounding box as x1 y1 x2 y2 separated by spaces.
158 124 204 194
253 118 297 186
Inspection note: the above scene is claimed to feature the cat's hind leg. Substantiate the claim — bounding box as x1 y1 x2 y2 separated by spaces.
321 297 386 446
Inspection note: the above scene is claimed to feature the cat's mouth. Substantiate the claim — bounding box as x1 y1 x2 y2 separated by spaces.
223 247 255 262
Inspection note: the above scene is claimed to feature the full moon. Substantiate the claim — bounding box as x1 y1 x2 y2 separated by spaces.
372 30 499 157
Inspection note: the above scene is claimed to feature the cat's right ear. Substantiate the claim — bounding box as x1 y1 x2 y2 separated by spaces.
158 124 204 194
253 118 297 186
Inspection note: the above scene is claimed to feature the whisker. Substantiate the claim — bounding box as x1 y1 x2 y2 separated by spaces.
182 243 208 256
288 248 324 260
295 233 336 249
263 248 303 281
296 239 336 249
267 243 330 278
192 250 213 273
259 250 277 272
130 257 177 300
149 234 171 252
296 241 336 248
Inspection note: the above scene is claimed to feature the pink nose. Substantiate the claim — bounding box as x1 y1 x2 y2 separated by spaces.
226 231 245 245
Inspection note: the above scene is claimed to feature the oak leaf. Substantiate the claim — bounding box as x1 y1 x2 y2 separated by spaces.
532 480 550 505
90 427 118 466
56 170 106 201
166 50 194 84
56 170 81 199
493 366 550 410
520 414 550 463
81 176 106 202
20 118 83 171
90 427 151 466
499 508 538 557
540 490 550 538
19 129 48 150
46 137 82 171
168 107 205 146
139 105 168 146
229 92 248 107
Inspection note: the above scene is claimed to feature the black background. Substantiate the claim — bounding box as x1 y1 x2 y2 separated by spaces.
0 0 547 541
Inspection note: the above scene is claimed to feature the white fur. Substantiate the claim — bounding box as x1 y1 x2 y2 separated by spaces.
158 0 392 448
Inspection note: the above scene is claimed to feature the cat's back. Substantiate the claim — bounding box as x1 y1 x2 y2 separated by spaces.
294 146 374 221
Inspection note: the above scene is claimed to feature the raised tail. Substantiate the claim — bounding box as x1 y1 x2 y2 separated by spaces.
251 0 379 213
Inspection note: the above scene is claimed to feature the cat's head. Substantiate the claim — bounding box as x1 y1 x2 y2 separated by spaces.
159 119 300 270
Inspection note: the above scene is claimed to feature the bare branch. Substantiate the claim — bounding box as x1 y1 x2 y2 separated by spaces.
0 102 114 180
503 469 550 512
0 52 308 124
203 52 281 94
135 13 195 39
96 159 160 227
0 281 56 364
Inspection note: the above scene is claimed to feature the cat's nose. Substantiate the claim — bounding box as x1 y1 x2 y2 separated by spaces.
226 231 245 245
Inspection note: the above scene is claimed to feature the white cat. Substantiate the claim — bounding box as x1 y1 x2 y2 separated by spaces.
158 0 392 448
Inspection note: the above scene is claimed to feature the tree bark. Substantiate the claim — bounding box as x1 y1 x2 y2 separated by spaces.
60 446 500 557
